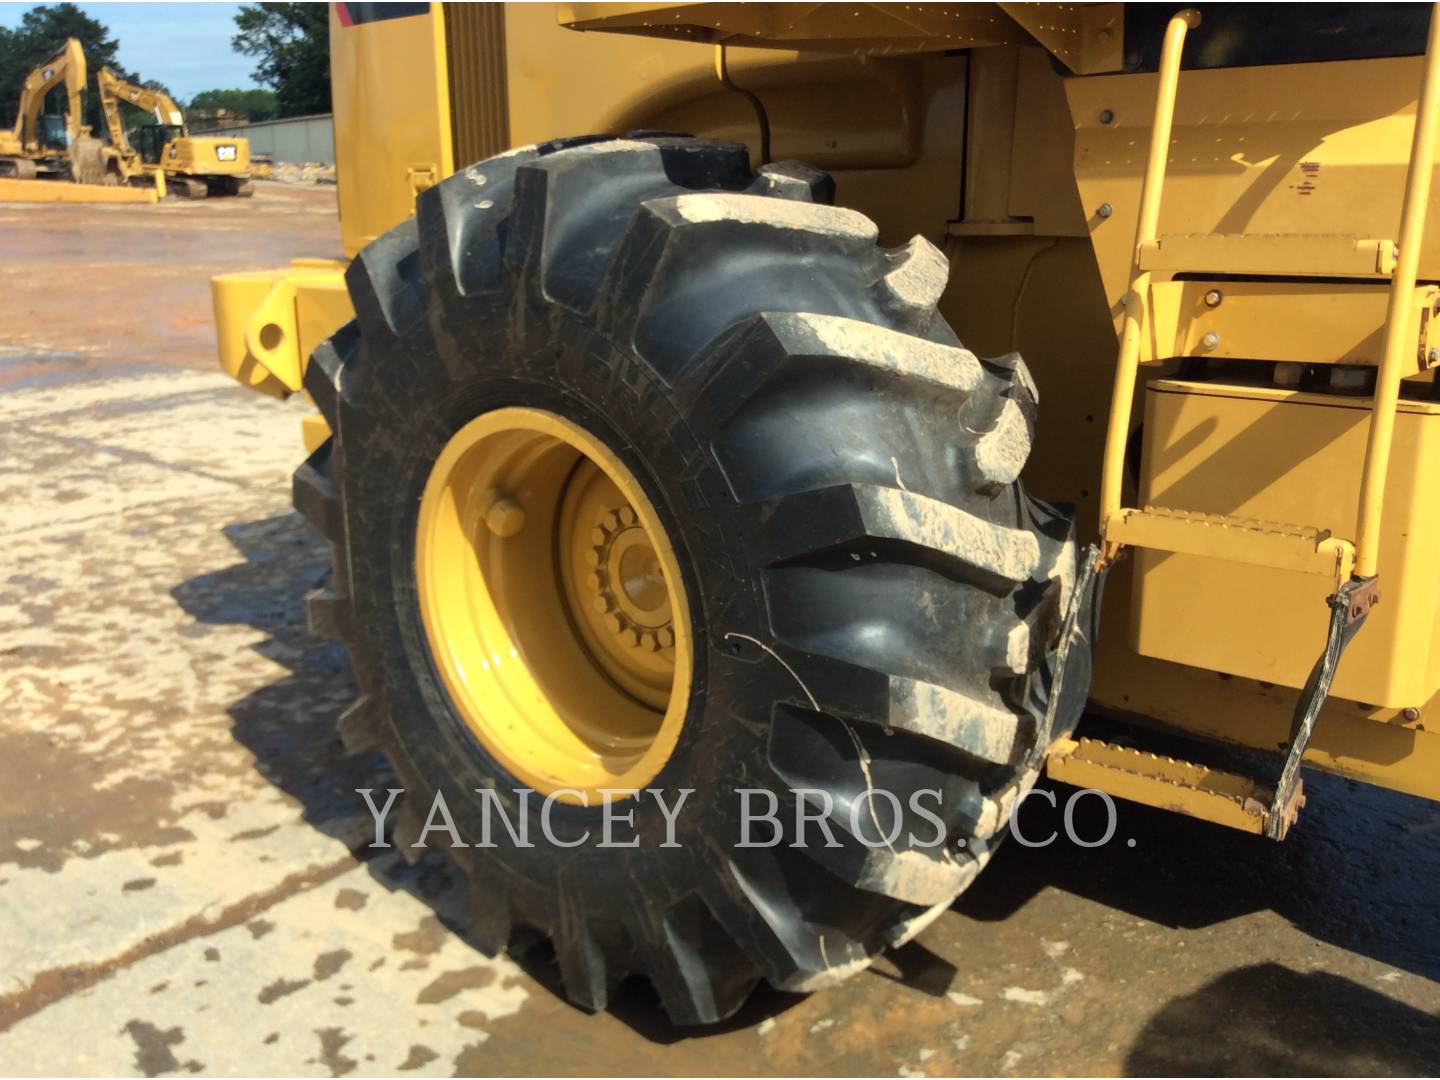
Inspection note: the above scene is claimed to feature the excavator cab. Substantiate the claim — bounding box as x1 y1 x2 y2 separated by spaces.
134 123 183 165
36 114 69 152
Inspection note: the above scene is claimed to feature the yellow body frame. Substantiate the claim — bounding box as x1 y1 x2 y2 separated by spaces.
212 2 1440 816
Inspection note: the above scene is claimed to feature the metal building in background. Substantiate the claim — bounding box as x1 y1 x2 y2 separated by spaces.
206 113 334 164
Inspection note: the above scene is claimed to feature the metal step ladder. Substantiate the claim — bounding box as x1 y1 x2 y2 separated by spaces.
1093 5 1440 839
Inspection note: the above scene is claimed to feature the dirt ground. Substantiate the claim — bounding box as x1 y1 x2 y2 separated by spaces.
1 184 1439 1078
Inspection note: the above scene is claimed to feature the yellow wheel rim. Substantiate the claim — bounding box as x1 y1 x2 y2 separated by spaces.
415 406 692 801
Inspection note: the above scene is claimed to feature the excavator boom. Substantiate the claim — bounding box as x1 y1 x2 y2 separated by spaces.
96 67 185 140
3 37 86 154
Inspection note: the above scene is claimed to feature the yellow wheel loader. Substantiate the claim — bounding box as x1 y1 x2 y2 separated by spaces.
0 37 113 184
213 2 1440 1025
97 66 254 197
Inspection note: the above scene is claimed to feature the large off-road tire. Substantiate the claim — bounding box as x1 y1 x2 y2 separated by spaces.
296 136 1091 1025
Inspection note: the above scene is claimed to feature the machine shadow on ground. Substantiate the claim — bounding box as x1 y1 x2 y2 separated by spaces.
959 755 1440 987
1125 964 1440 1075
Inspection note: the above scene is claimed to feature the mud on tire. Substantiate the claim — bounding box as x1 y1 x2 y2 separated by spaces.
294 135 1089 1025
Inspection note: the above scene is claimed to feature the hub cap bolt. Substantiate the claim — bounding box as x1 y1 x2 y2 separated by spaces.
485 497 525 538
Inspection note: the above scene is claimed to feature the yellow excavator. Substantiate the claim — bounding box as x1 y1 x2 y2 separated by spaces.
97 66 253 197
0 37 110 183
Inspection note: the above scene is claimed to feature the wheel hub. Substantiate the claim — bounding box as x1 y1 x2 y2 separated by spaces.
414 407 691 800
557 460 678 712
587 505 675 647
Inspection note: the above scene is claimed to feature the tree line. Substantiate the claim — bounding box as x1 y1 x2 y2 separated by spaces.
0 2 329 133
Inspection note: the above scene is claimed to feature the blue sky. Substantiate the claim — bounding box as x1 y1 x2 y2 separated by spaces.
0 2 263 100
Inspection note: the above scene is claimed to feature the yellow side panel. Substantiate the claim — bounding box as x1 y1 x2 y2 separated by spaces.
1066 54 1440 353
170 135 251 177
1132 380 1440 709
1146 280 1438 368
331 2 454 256
501 5 966 247
503 5 737 149
329 4 966 255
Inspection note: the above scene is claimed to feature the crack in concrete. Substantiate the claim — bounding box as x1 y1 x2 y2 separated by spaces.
0 385 239 431
0 488 259 541
0 846 376 1033
11 423 260 491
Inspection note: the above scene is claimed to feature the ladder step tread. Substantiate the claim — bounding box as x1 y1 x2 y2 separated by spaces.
1141 233 1396 277
1106 506 1355 578
1046 737 1282 836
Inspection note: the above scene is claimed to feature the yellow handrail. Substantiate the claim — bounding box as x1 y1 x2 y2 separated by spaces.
1353 1 1440 579
1098 9 1201 543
